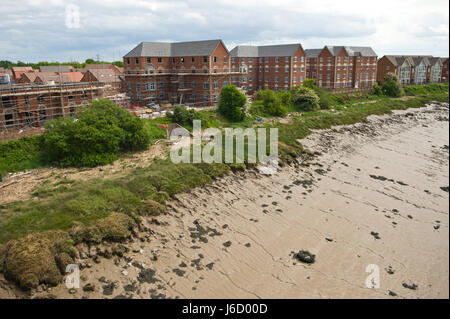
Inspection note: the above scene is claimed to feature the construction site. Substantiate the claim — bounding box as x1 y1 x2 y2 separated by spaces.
0 81 128 142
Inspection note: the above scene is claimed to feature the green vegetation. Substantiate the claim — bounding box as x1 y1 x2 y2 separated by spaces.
291 85 321 111
250 89 289 117
0 58 123 70
218 85 247 121
41 100 151 167
166 105 205 127
379 73 404 97
0 83 447 290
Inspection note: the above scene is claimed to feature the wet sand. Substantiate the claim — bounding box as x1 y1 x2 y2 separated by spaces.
1 103 448 299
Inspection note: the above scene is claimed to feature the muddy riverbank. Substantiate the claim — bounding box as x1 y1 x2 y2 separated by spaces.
1 102 448 299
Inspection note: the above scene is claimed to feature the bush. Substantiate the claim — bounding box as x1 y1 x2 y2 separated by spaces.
218 85 247 121
382 73 403 97
41 99 151 167
253 89 288 116
166 105 203 126
372 84 383 95
303 79 316 89
290 86 320 111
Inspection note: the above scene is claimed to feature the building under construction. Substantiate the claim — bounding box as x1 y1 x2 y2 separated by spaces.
0 81 127 138
123 39 237 107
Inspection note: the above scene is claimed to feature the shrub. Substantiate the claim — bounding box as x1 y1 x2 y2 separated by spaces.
253 89 288 116
41 99 151 167
218 85 247 121
166 105 202 126
382 73 403 97
372 84 383 95
290 86 320 111
303 79 316 89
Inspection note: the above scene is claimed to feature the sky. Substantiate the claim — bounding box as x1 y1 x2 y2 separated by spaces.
1 0 449 63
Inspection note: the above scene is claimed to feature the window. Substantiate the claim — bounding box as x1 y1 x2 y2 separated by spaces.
294 57 297 62
214 95 218 102
136 83 141 91
274 76 278 83
191 57 195 62
147 58 151 63
203 57 208 62
265 57 269 63
328 57 332 63
150 83 156 90
249 58 253 63
224 56 228 63
172 58 176 64
301 57 304 62
204 94 209 102
300 76 303 82
293 76 297 83
338 57 341 62
265 66 269 72
249 66 253 72
128 83 132 90
232 57 236 63
294 66 297 72
213 56 217 63
285 57 289 62
159 82 164 88
275 57 279 63
224 81 228 86
285 65 289 72
285 76 289 83
145 83 149 91
126 58 130 64
203 82 208 89
275 66 279 72
319 57 323 62
181 57 184 63
136 58 139 64
157 57 162 63
213 81 218 89
192 82 196 88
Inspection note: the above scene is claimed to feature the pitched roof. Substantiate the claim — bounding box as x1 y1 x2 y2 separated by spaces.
59 71 83 82
324 46 378 57
11 66 33 72
230 44 303 57
34 73 72 84
305 49 322 58
383 55 434 67
39 65 73 73
124 40 225 57
84 69 118 83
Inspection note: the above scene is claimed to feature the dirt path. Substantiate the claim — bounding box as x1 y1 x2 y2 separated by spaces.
1 102 448 299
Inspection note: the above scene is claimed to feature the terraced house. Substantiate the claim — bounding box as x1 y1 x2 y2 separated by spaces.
229 44 306 95
305 46 378 89
377 55 446 85
123 39 233 106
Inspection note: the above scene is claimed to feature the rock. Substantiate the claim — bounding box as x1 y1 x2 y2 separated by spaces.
294 250 316 264
82 283 95 292
121 270 128 276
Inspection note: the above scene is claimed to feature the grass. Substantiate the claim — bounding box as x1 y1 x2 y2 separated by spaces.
0 83 448 245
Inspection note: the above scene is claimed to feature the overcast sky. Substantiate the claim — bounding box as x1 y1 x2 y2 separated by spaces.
1 0 448 62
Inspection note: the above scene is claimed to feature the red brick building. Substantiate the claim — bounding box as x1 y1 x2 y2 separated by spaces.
440 58 449 82
377 55 446 85
123 39 233 107
229 44 306 95
0 82 107 129
305 46 378 89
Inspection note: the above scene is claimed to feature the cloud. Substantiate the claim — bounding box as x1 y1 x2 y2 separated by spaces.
0 0 448 62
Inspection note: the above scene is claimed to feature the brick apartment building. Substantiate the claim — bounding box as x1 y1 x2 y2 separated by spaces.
123 39 233 107
442 58 449 82
305 46 378 89
377 55 446 85
229 44 306 95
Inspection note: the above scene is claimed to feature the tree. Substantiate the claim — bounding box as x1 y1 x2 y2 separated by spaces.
167 105 202 126
290 86 320 112
85 58 95 65
382 73 403 97
254 89 287 116
218 85 247 121
41 99 150 167
113 61 124 68
303 79 316 89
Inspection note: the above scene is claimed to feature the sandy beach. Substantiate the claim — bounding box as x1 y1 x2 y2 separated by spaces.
1 102 448 299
